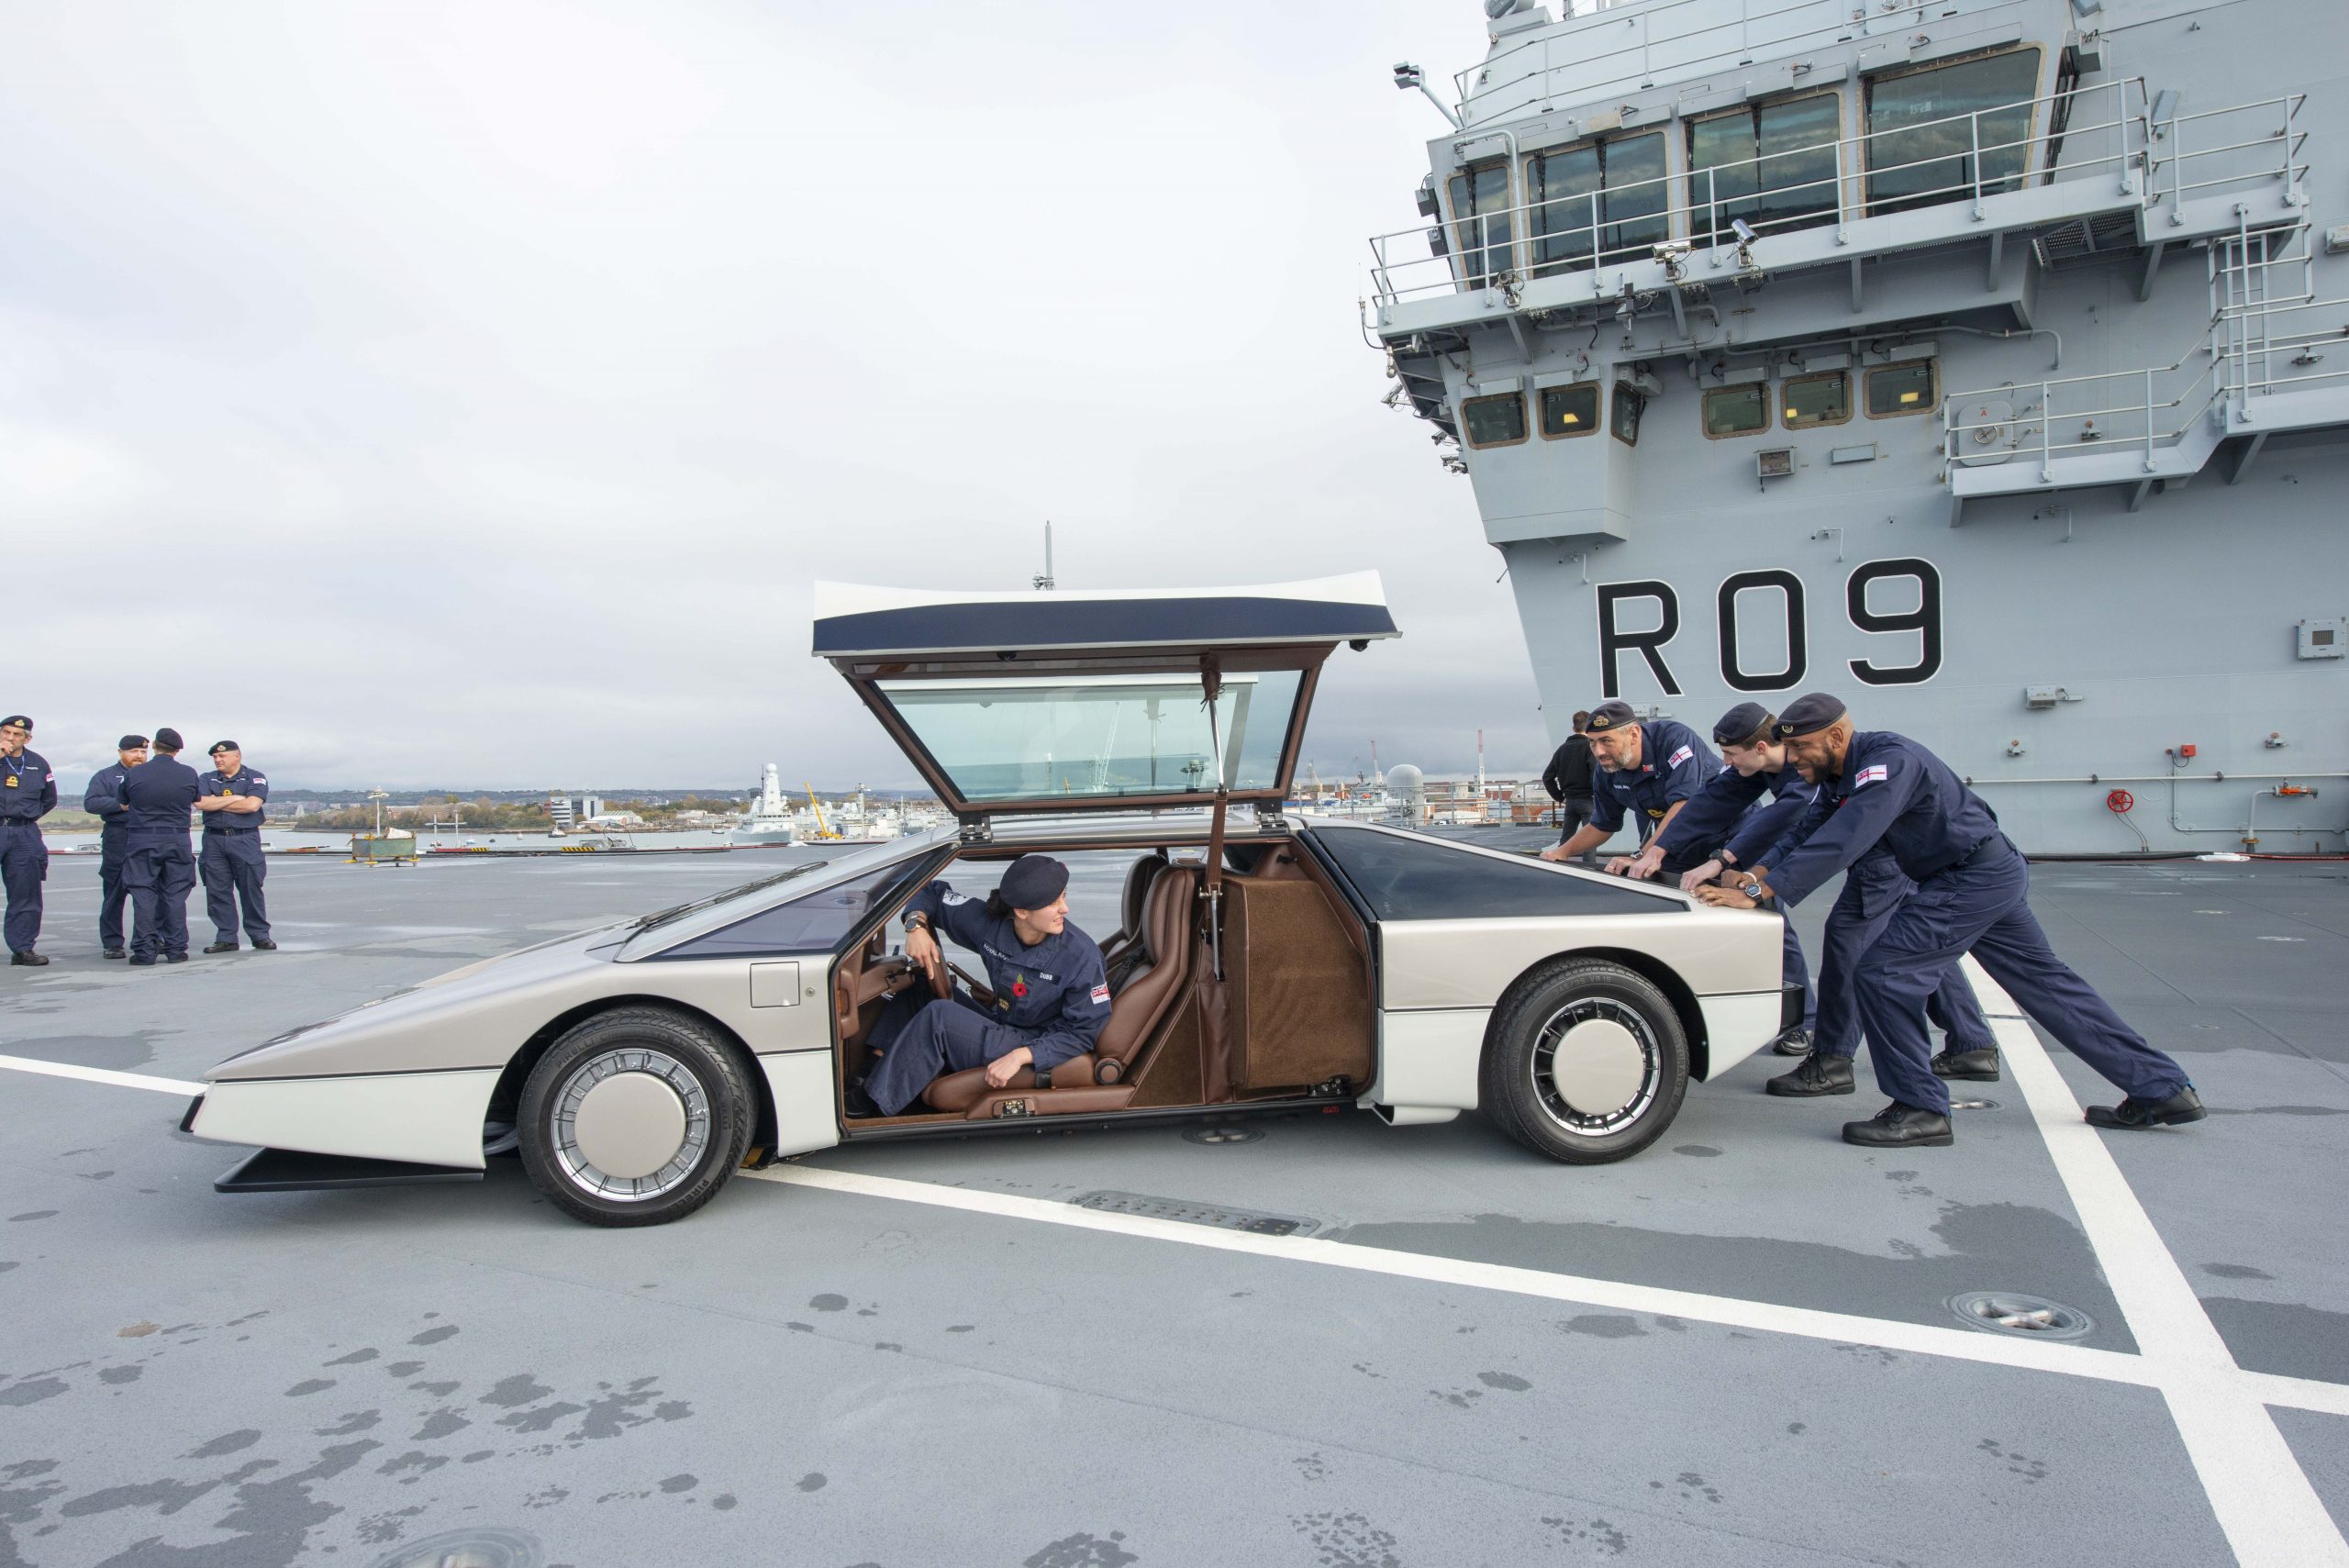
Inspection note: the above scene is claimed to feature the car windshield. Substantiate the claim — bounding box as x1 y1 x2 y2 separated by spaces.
875 671 1301 806
629 862 832 933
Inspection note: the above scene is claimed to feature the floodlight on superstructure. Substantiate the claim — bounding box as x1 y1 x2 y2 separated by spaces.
1392 61 1463 128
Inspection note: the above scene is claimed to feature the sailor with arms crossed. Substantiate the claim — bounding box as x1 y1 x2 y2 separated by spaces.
1698 694 2204 1147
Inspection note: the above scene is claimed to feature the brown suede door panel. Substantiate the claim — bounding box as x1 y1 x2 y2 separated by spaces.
1224 877 1375 1092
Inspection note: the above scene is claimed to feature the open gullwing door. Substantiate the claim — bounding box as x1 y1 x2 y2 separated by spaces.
812 573 1399 822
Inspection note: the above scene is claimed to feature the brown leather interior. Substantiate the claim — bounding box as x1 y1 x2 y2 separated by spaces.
1100 851 1167 988
921 862 1197 1116
1222 873 1375 1093
840 840 1375 1128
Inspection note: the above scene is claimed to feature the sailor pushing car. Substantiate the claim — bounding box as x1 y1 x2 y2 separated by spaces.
850 853 1112 1118
1539 700 1721 877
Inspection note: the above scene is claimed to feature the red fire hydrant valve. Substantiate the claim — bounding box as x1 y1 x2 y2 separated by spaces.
2106 788 2136 814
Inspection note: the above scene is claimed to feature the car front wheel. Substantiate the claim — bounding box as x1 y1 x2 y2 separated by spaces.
1479 958 1688 1164
519 1006 753 1227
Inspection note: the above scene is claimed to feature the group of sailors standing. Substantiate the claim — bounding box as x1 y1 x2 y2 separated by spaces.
0 717 273 968
1539 695 2205 1148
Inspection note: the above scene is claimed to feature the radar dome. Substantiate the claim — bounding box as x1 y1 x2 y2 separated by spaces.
1385 763 1423 791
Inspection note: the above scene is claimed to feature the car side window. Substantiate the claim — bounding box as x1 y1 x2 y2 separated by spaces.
1311 829 1674 919
653 860 932 959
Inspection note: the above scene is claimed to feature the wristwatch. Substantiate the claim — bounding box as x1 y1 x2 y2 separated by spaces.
1736 873 1763 895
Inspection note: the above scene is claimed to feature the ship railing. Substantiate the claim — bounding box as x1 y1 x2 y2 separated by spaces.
2145 92 2309 211
1942 295 2349 483
1455 0 1944 130
1943 337 2227 484
1369 78 2147 306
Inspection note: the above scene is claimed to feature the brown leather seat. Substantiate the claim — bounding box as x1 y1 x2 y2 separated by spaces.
1100 851 1167 989
922 864 1197 1113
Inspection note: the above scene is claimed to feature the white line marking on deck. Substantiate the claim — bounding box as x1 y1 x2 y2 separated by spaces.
0 1053 205 1097
10 1018 2349 1565
1963 958 2349 1568
745 1161 2349 1426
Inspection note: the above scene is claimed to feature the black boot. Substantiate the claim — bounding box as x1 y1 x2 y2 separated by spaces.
1931 1045 2001 1082
204 941 239 954
9 951 48 966
2086 1085 2205 1129
252 939 278 951
1842 1101 1954 1148
842 1078 881 1118
1767 1051 1854 1097
1770 1026 1813 1058
102 948 127 960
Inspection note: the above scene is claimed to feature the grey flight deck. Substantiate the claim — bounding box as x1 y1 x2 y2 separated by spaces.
2 840 2344 1565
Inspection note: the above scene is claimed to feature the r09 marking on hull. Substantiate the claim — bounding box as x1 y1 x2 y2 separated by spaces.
1597 559 1942 699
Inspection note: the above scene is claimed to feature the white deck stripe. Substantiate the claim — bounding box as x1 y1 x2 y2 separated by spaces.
0 1053 206 1097
14 1030 2349 1558
1962 958 2349 1568
743 1162 2339 1417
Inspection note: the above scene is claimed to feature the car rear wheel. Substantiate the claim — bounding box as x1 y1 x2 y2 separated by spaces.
1479 958 1688 1164
519 1006 753 1227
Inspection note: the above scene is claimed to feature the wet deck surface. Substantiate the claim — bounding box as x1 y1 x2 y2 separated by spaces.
4 840 2345 1566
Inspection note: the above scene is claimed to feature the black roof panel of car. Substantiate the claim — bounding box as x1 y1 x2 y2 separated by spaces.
811 573 1398 660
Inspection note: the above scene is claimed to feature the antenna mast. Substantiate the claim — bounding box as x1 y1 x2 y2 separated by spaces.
1033 521 1055 591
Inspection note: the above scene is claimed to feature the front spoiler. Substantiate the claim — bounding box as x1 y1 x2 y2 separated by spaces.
215 1146 484 1194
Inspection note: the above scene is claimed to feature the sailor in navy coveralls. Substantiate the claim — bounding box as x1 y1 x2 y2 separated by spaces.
1701 694 2203 1146
1643 703 1996 1096
852 853 1112 1117
0 714 57 964
1540 700 1719 876
118 728 203 965
1630 702 1818 1047
196 740 274 952
81 734 150 959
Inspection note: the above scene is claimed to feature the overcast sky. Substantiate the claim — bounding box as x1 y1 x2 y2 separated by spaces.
4 0 1554 794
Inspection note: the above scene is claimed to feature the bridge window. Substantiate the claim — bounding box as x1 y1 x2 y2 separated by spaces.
1781 371 1851 428
1445 162 1514 289
1462 392 1528 448
1703 384 1768 439
1865 49 2044 215
1539 382 1600 439
1866 361 1938 417
1611 384 1646 446
1526 131 1669 276
1687 94 1842 246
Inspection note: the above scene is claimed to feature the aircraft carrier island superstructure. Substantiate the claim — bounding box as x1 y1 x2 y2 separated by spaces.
1369 0 2348 852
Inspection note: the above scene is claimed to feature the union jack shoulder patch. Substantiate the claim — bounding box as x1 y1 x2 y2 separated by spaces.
1089 984 1111 1005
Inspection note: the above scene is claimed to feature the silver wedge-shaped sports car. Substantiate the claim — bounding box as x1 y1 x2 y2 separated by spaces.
183 573 1790 1226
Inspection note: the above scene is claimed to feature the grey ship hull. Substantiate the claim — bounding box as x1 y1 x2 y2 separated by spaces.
1372 0 2349 853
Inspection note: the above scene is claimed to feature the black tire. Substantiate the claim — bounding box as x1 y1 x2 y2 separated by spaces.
518 1006 754 1228
1478 958 1689 1165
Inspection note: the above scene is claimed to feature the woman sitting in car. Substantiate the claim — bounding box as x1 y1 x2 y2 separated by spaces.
849 853 1112 1117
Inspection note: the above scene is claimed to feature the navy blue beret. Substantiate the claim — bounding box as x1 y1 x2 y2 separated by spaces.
1712 702 1774 746
1585 700 1638 733
1772 693 1848 740
997 853 1069 910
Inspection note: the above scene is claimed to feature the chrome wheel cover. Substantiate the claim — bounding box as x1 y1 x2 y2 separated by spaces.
1529 996 1661 1138
551 1048 710 1202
